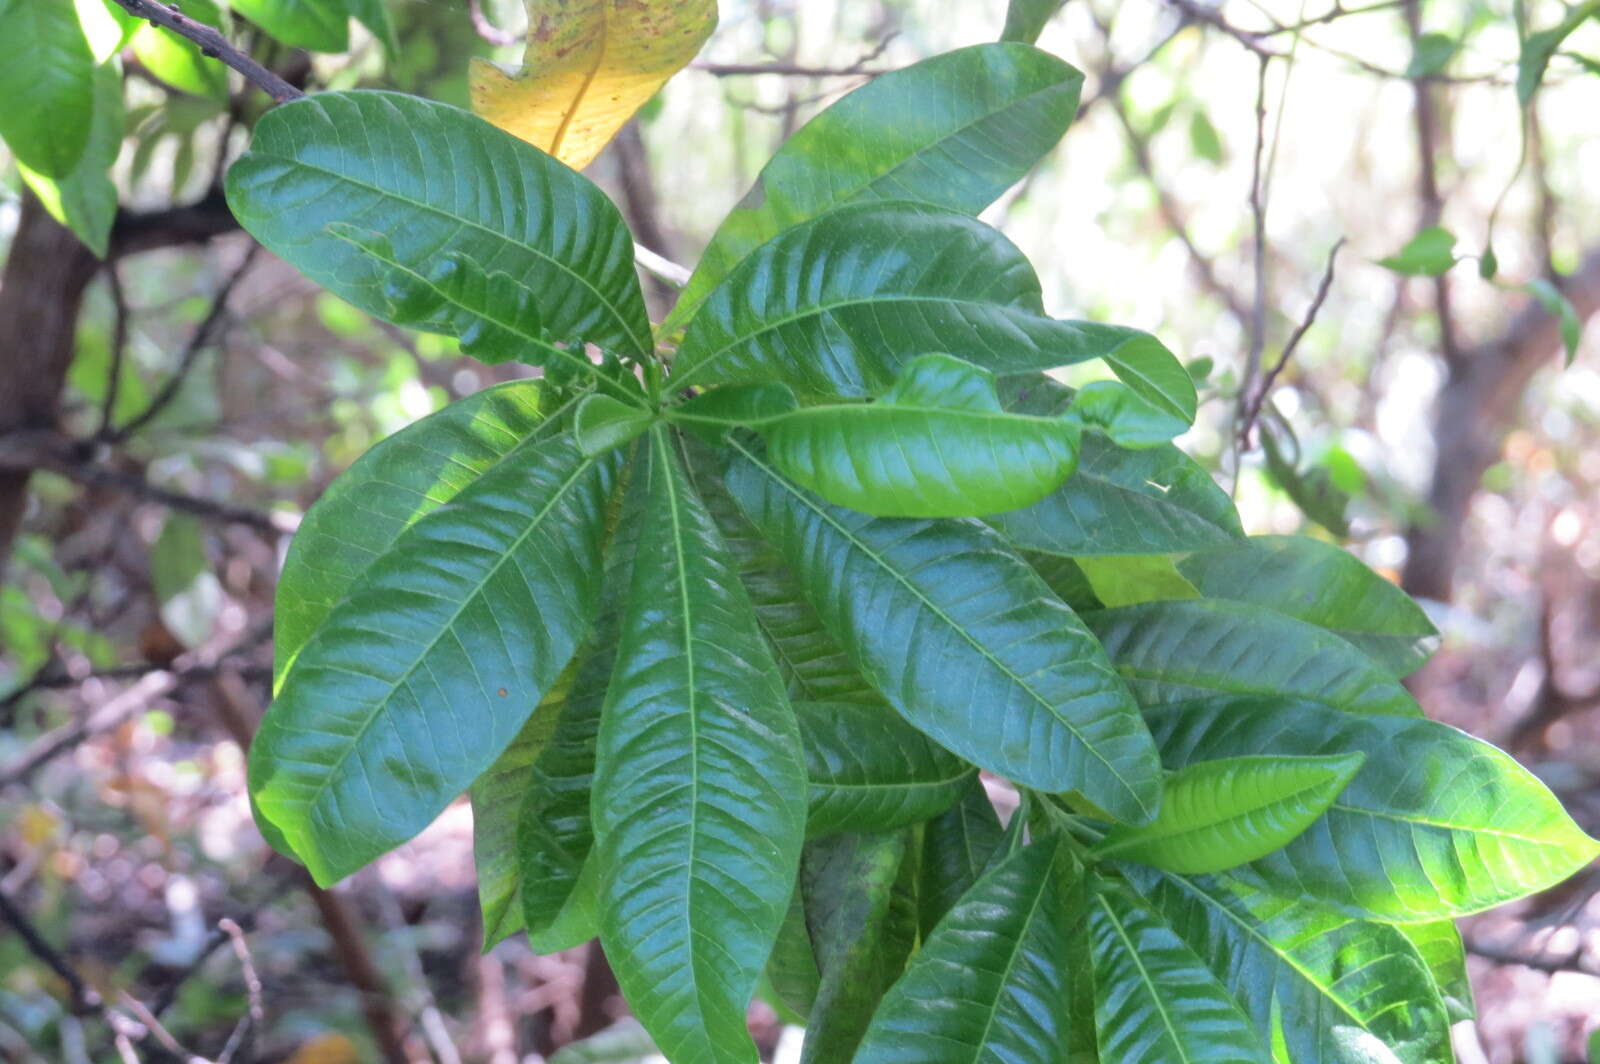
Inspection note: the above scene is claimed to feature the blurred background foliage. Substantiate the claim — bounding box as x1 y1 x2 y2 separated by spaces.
1 0 1599 1061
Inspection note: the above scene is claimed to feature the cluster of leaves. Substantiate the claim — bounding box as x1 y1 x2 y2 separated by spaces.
0 0 388 255
221 33 1598 1064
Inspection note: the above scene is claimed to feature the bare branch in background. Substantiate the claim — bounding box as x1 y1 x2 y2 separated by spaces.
1238 238 1346 446
104 0 306 103
694 36 897 80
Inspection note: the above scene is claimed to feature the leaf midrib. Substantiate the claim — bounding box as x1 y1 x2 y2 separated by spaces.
1096 770 1340 860
962 858 1053 1060
1094 893 1194 1064
246 141 649 355
732 440 1150 814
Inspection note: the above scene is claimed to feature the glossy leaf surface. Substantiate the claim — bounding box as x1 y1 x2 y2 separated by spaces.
1149 697 1600 920
472 687 562 946
1089 880 1269 1064
0 0 95 178
674 201 1175 401
855 839 1071 1064
726 442 1162 818
671 43 1083 327
574 394 653 457
226 92 652 358
918 777 1006 937
1094 754 1365 874
796 700 974 839
591 431 806 1064
1399 921 1475 1023
273 380 557 688
470 0 716 169
1066 379 1190 446
764 354 1080 517
1086 599 1420 716
1124 865 1452 1064
251 436 619 885
1177 535 1439 677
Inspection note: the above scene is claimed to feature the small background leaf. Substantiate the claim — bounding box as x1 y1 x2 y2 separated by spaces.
1378 225 1458 276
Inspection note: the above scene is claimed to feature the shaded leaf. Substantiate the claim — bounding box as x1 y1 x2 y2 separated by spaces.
1094 753 1365 874
670 43 1084 328
1149 696 1600 920
796 700 975 839
1001 0 1064 44
666 383 799 438
1086 599 1421 716
591 430 807 1064
251 436 620 885
470 0 716 170
725 441 1163 819
1406 32 1459 78
766 890 821 1019
1399 921 1475 1023
918 776 1005 937
573 394 653 457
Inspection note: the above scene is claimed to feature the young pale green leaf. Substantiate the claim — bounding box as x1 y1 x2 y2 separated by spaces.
1074 555 1199 608
1525 278 1585 367
796 700 975 839
1122 865 1452 1064
573 394 653 457
763 354 1081 518
1093 753 1366 874
1188 108 1225 162
798 830 916 1064
1398 921 1475 1023
1378 226 1458 276
251 436 620 886
1518 2 1600 103
666 383 800 437
1088 880 1270 1064
1001 0 1064 43
918 776 1006 937
1149 697 1600 920
225 92 652 359
592 430 807 1064
669 43 1084 329
855 838 1072 1064
1086 599 1421 716
520 468 646 947
471 680 564 947
17 61 123 259
1066 380 1189 448
1092 336 1198 425
230 0 349 51
273 380 559 689
725 442 1163 820
673 201 1176 401
0 0 95 178
1177 535 1440 677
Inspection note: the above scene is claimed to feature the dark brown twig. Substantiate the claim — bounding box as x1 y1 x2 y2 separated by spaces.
105 0 305 103
97 264 132 440
1239 238 1346 445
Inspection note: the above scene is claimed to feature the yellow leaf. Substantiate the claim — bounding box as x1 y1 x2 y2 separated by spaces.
470 0 716 170
285 1033 360 1064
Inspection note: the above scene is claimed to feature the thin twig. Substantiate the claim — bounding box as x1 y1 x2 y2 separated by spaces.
214 919 264 1064
1466 937 1596 976
109 246 261 443
633 244 691 288
98 264 131 440
468 0 517 47
1239 238 1345 445
105 0 304 103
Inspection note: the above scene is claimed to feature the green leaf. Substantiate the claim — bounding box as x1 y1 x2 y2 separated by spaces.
666 383 800 438
725 441 1163 820
150 513 222 648
0 0 95 178
669 43 1084 329
1406 32 1459 78
767 890 821 1019
471 684 562 947
918 776 1006 937
1188 108 1224 163
18 61 123 258
1122 865 1452 1064
1088 879 1270 1064
573 394 653 457
1259 417 1351 536
520 465 647 948
231 0 349 51
855 838 1073 1064
77 0 139 62
1024 552 1104 612
1526 278 1584 367
1093 753 1365 874
673 201 1175 401
591 430 807 1064
1066 379 1190 447
1001 0 1063 43
1148 696 1600 920
1094 334 1198 424
1518 2 1600 104
798 830 916 1064
1399 920 1475 1023
1074 555 1199 608
251 436 621 886
796 700 975 839
1086 599 1421 716
1377 226 1458 276
132 0 229 99
763 354 1081 518
273 380 559 689
1177 535 1440 677
225 92 652 360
